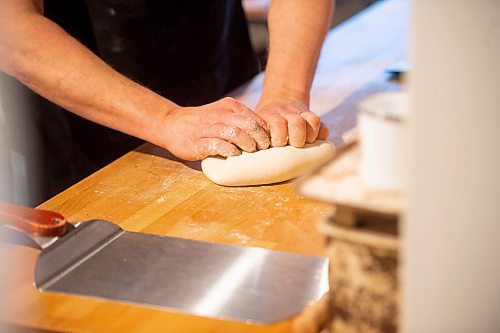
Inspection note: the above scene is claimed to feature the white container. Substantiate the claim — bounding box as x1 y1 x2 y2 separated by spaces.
358 91 409 192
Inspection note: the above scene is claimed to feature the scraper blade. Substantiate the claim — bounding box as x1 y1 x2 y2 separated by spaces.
35 220 329 323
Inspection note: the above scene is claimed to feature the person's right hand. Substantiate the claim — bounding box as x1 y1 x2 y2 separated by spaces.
156 97 271 161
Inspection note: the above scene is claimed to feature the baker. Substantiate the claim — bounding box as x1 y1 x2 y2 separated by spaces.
0 0 333 203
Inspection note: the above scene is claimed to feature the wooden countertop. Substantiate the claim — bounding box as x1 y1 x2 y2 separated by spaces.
0 1 409 332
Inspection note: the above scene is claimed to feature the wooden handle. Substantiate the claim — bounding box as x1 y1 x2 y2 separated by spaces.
292 292 330 333
0 201 67 237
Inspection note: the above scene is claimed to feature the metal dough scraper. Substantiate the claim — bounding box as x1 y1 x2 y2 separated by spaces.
0 202 328 323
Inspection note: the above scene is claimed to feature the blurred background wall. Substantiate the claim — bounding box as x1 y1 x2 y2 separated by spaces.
405 1 500 331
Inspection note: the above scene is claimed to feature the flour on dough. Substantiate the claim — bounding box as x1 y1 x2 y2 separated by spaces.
201 140 335 186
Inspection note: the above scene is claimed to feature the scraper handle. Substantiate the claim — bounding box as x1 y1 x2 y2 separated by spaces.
0 201 67 237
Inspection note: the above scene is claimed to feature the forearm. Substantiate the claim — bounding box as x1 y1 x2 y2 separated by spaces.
0 1 177 146
260 0 333 106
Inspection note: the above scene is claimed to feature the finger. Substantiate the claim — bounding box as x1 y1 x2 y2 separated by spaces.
230 115 270 150
202 123 257 153
300 111 321 143
282 112 307 147
194 138 240 160
223 97 270 132
260 113 288 147
317 122 330 140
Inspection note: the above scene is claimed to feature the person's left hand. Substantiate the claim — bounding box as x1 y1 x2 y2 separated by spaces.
255 100 329 148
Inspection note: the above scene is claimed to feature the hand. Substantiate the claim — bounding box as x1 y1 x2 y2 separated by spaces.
255 100 329 147
157 97 270 161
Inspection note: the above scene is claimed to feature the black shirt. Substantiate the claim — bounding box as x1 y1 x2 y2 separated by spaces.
46 0 259 105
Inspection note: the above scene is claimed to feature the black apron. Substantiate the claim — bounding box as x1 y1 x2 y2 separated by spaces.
0 0 258 205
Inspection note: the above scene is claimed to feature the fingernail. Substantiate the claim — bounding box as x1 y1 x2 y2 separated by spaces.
271 137 286 147
258 140 270 150
228 149 241 157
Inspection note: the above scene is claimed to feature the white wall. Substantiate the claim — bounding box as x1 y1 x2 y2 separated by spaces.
405 1 500 332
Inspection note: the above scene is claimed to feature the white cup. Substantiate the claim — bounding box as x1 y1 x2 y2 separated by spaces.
358 91 410 192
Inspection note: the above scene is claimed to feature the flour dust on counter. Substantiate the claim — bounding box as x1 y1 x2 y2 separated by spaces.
201 140 335 186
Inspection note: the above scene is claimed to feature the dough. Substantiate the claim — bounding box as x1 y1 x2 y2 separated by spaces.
201 140 335 186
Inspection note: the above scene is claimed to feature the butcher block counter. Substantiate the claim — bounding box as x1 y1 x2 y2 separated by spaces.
0 1 409 332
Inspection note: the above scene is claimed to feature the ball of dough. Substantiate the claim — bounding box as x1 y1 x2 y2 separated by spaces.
201 140 335 186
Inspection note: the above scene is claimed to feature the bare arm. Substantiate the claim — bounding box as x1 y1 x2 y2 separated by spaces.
256 0 333 147
0 0 269 160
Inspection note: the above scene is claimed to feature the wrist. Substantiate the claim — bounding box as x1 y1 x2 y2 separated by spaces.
258 86 310 109
142 96 179 148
